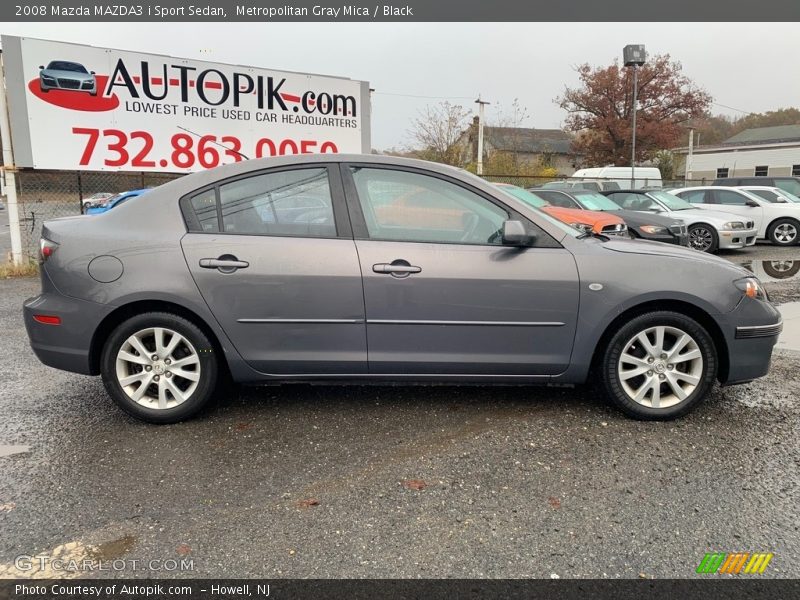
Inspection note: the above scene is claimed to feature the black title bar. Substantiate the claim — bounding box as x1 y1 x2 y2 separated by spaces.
3 579 800 600
4 0 800 22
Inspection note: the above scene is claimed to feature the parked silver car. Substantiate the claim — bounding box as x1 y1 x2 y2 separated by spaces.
38 61 97 95
603 189 758 253
24 155 782 423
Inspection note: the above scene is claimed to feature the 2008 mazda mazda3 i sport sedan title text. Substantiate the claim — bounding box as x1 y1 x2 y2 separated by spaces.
23 155 783 423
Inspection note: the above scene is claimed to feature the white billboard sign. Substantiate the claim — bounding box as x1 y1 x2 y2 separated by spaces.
1 36 370 172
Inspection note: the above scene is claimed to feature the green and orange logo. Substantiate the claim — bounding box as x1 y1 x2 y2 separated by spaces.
696 552 774 574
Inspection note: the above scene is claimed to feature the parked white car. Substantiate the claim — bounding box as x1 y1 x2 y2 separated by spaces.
603 189 757 253
740 186 800 205
669 186 800 246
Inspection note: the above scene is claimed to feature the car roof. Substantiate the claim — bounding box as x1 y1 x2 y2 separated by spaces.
158 153 467 195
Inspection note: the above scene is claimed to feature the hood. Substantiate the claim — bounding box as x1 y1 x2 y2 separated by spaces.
601 238 751 274
542 206 624 233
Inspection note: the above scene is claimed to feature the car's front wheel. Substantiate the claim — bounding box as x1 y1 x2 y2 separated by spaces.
600 311 717 420
100 312 219 423
688 224 718 253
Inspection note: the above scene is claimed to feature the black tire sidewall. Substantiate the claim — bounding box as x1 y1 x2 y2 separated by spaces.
100 312 218 424
601 311 717 420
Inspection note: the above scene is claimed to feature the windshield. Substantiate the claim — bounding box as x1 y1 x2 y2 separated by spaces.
776 180 800 196
572 191 621 211
47 61 87 73
496 185 547 208
649 191 695 210
492 184 581 238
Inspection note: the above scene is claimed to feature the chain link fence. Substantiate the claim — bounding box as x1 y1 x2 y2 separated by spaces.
14 169 184 260
480 173 710 190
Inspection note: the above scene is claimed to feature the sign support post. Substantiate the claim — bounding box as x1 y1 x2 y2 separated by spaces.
0 53 23 265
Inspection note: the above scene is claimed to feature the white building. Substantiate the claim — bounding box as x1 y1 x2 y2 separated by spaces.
678 125 800 182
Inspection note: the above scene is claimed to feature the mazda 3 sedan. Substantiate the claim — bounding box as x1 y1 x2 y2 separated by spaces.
24 155 782 423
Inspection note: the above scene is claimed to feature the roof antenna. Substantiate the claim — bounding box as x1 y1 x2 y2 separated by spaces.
176 126 250 160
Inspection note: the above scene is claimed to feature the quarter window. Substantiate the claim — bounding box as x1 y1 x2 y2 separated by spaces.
189 189 219 232
218 168 335 237
754 166 769 177
350 167 509 245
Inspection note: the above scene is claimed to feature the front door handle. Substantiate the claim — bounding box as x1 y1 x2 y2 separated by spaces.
199 255 249 273
373 260 421 278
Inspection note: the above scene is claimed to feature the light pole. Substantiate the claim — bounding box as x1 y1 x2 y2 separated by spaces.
623 45 645 188
475 97 490 175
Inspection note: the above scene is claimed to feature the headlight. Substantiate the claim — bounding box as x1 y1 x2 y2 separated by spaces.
639 225 668 234
569 222 593 233
41 76 56 83
723 221 745 230
734 277 768 301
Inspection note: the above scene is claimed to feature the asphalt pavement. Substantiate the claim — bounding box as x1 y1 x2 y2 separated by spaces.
0 245 798 579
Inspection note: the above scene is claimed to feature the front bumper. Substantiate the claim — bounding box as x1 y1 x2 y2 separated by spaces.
638 231 689 246
719 297 782 385
718 228 758 250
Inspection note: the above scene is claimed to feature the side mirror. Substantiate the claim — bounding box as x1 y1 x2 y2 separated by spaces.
745 199 760 207
90 71 96 75
38 65 44 70
776 196 788 203
502 220 533 246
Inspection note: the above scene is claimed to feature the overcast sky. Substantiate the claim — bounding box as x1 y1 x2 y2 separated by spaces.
1 22 797 150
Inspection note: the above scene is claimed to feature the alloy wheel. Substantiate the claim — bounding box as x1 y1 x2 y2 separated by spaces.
115 327 201 409
617 325 704 409
689 227 713 251
773 223 797 244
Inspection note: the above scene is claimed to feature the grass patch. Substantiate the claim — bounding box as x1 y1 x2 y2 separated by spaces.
0 260 39 279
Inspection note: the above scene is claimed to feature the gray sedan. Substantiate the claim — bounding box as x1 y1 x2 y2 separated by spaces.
23 155 782 423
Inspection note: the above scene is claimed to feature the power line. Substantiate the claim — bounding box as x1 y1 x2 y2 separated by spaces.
711 101 755 115
372 91 475 101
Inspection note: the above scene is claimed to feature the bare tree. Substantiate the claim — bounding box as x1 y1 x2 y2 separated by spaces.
407 101 471 166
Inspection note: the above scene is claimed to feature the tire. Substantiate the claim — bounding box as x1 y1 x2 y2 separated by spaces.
767 218 799 246
688 223 718 253
600 311 717 420
100 312 219 424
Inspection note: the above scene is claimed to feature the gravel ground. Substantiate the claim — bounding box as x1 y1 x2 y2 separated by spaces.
0 250 798 579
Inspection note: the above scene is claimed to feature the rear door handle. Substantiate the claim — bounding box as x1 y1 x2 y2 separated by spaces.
199 256 249 273
372 261 421 278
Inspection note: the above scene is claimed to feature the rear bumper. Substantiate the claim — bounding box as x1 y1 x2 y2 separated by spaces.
23 292 111 376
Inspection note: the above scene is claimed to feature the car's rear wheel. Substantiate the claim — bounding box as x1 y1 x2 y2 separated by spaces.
100 312 218 423
767 218 799 246
688 224 718 253
600 311 717 420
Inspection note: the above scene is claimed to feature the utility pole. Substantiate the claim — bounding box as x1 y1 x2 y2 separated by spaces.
475 97 490 176
623 45 646 189
630 64 638 188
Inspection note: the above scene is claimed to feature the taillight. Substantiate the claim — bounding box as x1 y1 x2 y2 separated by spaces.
40 238 59 262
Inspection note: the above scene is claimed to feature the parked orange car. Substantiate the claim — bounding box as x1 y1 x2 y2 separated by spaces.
495 183 628 237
